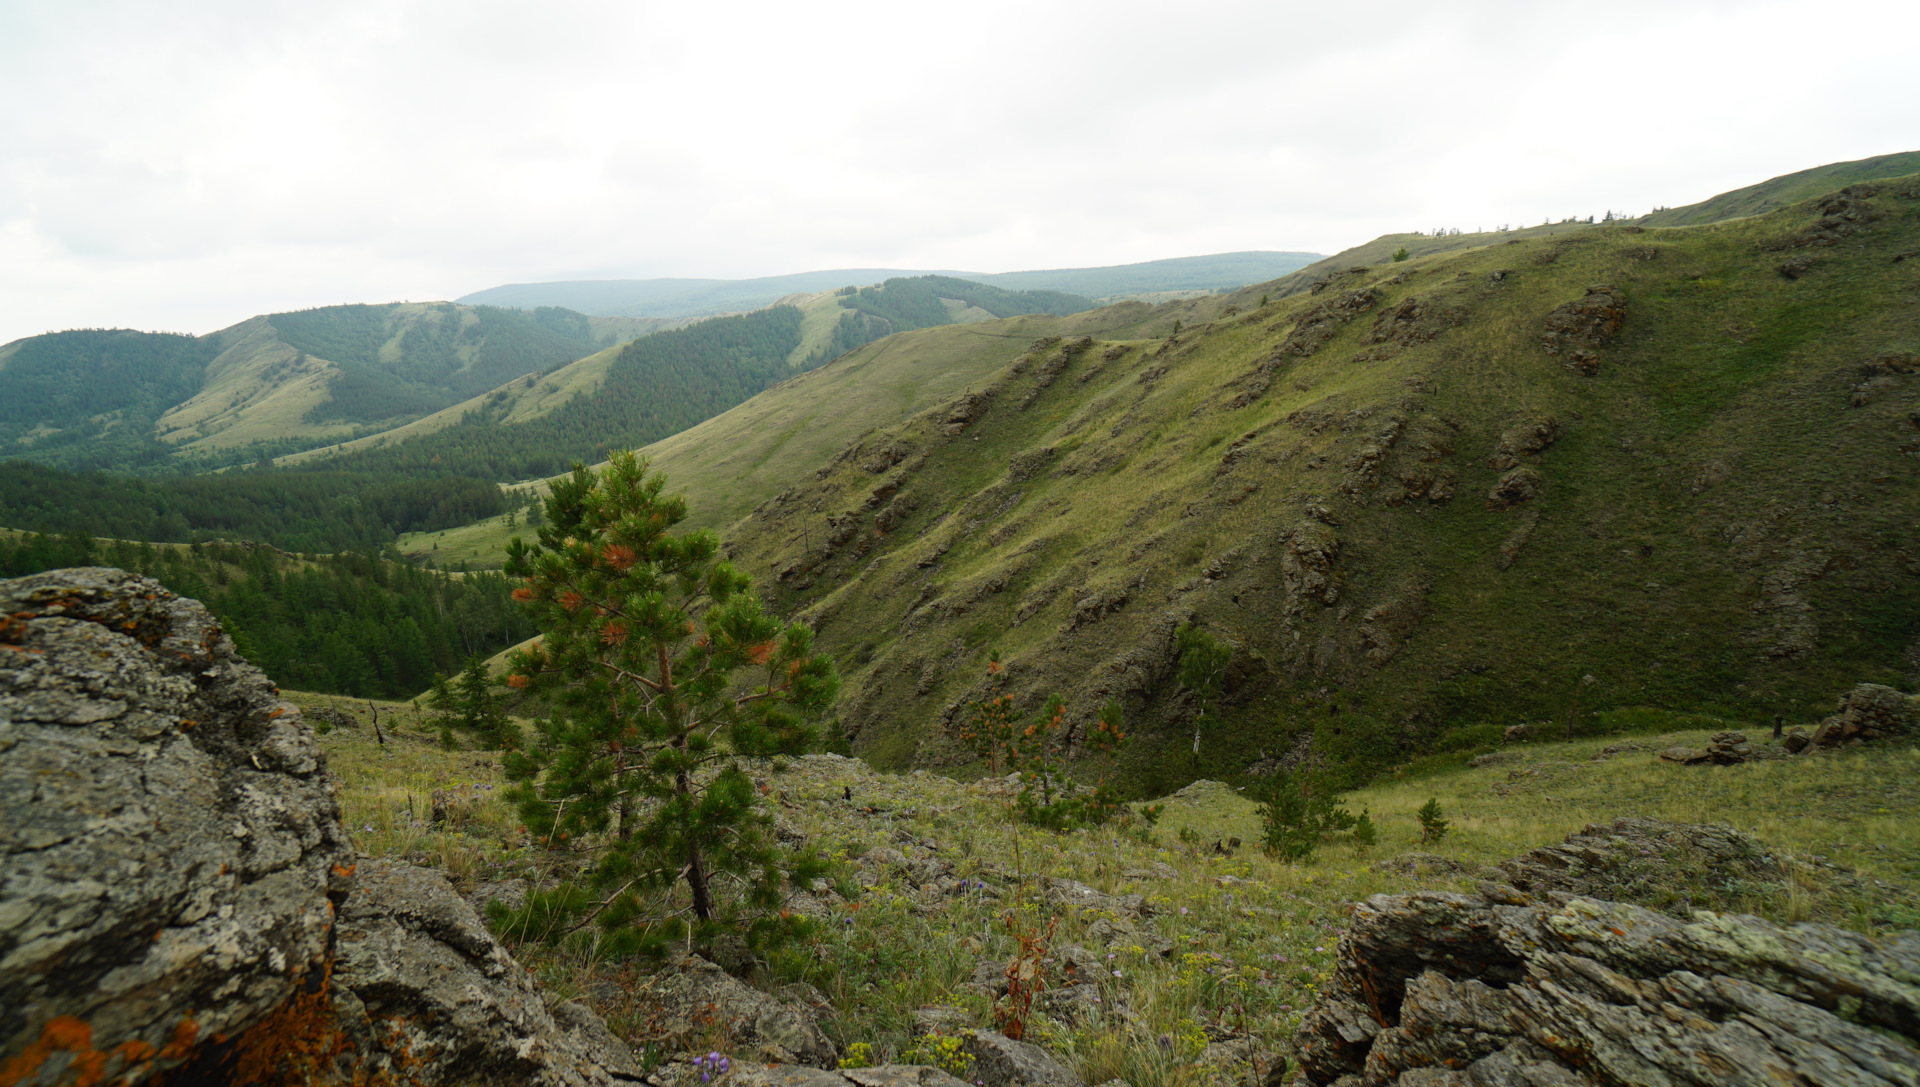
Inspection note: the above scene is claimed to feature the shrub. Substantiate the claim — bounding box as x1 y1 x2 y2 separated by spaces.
1391 247 1411 262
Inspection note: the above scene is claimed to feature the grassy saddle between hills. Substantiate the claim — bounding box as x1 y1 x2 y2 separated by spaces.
305 686 1918 1087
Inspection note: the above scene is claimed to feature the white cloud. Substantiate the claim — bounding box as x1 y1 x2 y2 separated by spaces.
1 0 1915 342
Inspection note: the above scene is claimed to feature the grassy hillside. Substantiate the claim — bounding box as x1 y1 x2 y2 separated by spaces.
293 278 1100 491
277 339 635 469
1643 150 1920 227
1260 151 1920 305
398 305 1184 568
712 176 1920 793
2 302 610 471
316 688 1919 1083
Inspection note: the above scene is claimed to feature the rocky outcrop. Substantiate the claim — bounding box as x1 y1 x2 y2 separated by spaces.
1484 466 1543 511
722 1064 972 1087
1274 289 1379 359
1658 729 1760 766
624 954 837 1069
1540 285 1626 375
1804 682 1914 749
1355 296 1466 361
0 569 643 1086
1485 818 1785 916
1487 417 1558 471
957 1029 1082 1087
1295 825 1920 1086
1 568 353 1087
1768 185 1884 250
1282 520 1341 605
325 859 645 1086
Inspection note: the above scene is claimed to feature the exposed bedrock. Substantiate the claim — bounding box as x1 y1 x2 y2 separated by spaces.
1295 820 1920 1086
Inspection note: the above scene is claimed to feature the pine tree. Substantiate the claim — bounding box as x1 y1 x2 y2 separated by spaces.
498 452 838 959
429 656 515 749
1352 809 1377 852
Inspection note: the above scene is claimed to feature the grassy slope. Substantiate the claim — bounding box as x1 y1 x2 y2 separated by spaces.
785 290 850 367
587 314 699 346
401 305 1182 569
278 339 633 469
1643 150 1920 227
150 302 607 457
154 317 354 451
312 685 1918 1085
720 179 1920 793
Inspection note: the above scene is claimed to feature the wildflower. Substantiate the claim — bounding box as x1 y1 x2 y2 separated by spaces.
1112 970 1122 978
1179 907 1188 915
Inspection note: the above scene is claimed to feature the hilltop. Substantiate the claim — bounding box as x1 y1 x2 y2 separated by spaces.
457 253 1324 318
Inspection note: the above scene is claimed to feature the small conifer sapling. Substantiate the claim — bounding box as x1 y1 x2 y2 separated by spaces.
1352 809 1378 852
1417 797 1450 842
497 452 838 959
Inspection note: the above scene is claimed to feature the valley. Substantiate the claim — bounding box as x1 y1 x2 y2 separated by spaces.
3 152 1920 1087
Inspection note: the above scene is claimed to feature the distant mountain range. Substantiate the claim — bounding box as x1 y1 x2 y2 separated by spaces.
455 252 1327 318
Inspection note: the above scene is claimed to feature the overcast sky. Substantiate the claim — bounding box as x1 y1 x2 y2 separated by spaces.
2 0 1915 345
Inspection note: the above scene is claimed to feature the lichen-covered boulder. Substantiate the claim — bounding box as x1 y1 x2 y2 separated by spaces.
326 859 644 1086
1295 833 1920 1085
1 568 645 1087
0 568 353 1086
625 954 837 1069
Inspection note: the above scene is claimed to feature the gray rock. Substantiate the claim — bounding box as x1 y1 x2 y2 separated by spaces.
725 1065 860 1087
843 1066 974 1087
911 1005 970 1037
723 1064 971 1087
629 954 837 1068
0 568 642 1087
0 568 353 1085
467 877 530 917
329 858 641 1086
1295 837 1920 1085
1488 818 1785 916
1806 682 1916 749
960 1029 1083 1087
1046 878 1149 918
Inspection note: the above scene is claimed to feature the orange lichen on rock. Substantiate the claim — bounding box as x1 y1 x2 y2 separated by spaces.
0 1015 105 1087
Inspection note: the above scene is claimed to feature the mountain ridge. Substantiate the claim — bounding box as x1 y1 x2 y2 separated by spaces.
456 252 1326 318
